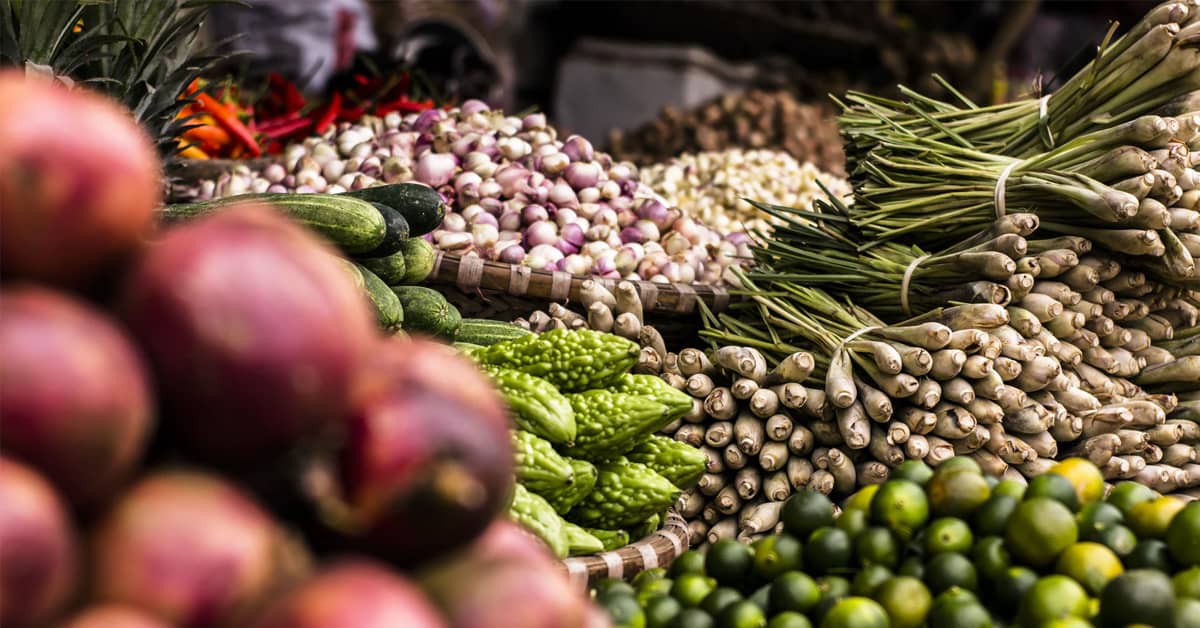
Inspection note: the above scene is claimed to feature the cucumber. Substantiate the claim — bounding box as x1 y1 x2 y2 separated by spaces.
355 263 404 331
355 249 407 284
398 237 436 284
456 318 533 346
359 202 410 257
162 193 387 254
339 183 446 236
390 286 461 339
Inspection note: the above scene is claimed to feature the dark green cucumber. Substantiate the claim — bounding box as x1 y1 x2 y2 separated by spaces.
359 202 410 257
356 249 408 284
398 237 436 284
390 286 461 339
456 319 533 346
162 193 387 254
339 183 446 236
355 263 404 331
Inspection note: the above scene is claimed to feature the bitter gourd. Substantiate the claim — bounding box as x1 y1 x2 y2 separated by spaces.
585 527 630 551
474 328 639 392
566 457 680 530
509 484 569 558
563 521 605 556
563 390 671 461
611 373 693 422
628 512 664 540
482 365 576 446
625 434 707 489
512 430 574 493
542 458 597 515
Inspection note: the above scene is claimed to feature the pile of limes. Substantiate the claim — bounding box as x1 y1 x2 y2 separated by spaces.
592 456 1200 628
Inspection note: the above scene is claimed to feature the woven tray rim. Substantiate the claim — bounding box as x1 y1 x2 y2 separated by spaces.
559 508 689 588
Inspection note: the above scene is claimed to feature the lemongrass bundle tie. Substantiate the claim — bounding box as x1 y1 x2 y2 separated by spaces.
899 254 932 317
1038 94 1050 121
993 160 1022 218
836 325 882 352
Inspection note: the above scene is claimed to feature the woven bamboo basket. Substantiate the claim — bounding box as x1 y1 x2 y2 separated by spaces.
559 509 689 589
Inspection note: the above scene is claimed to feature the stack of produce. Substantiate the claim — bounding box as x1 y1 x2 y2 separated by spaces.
593 456 1200 628
606 89 846 176
640 149 852 235
178 102 753 285
0 72 606 628
460 328 706 558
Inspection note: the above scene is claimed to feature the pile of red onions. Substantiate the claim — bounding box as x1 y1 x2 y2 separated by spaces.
186 103 753 285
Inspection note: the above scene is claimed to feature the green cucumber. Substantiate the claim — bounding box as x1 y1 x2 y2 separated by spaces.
398 237 436 284
339 183 446 236
355 263 404 331
456 319 533 346
359 203 410 257
390 286 461 339
162 193 387 254
355 248 408 284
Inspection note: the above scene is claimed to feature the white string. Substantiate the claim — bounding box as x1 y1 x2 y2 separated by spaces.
900 254 932 317
993 161 1021 218
1038 94 1050 122
837 326 882 352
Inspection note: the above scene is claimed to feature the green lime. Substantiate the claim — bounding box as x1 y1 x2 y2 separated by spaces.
1049 458 1106 506
708 539 754 588
993 566 1039 616
783 491 836 538
753 534 804 581
896 556 924 579
819 597 889 628
935 456 983 475
1078 501 1125 539
596 579 638 597
670 550 706 577
748 585 770 612
855 527 899 568
811 576 850 623
1176 598 1200 628
992 479 1027 500
925 517 974 555
668 608 715 628
925 552 977 594
984 475 998 490
1128 496 1187 539
769 572 821 615
702 587 745 617
1055 541 1124 595
927 598 993 628
646 595 684 628
766 611 811 628
870 479 930 542
973 494 1018 537
1017 575 1090 625
1092 523 1139 557
931 586 977 610
1004 497 1079 568
872 575 931 628
927 467 991 518
1106 482 1158 517
717 599 766 628
842 485 879 513
600 592 646 628
1098 569 1176 628
806 528 853 577
852 564 893 597
892 459 934 486
672 573 718 608
1167 501 1200 566
1174 566 1200 599
970 536 1011 581
835 509 868 538
1126 539 1175 571
639 579 677 604
636 568 670 587
1042 617 1094 628
1026 473 1081 512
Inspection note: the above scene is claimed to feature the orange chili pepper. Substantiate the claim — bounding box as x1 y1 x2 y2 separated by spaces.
194 92 262 157
177 143 210 160
183 125 232 155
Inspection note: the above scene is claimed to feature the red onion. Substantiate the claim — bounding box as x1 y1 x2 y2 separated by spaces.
524 220 558 247
578 186 600 204
619 179 640 196
561 135 594 162
620 226 646 244
564 162 601 190
635 198 668 221
521 204 549 224
634 219 661 242
412 109 444 132
471 212 499 229
460 99 490 116
526 245 564 270
594 252 617 275
555 207 578 227
548 181 579 209
499 211 522 231
416 152 457 187
473 224 499 248
539 152 569 176
246 562 447 628
498 244 526 264
522 113 547 130
561 222 585 248
609 162 634 181
452 133 478 158
594 207 619 227
494 166 527 196
441 213 467 232
615 244 645 273
0 457 78 628
725 231 753 246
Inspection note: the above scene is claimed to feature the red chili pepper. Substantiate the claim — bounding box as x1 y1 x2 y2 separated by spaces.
195 92 262 157
261 117 313 140
314 92 342 134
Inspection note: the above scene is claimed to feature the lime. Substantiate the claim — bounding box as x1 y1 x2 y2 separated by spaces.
843 485 879 513
783 491 836 538
872 575 931 628
636 568 669 587
806 528 853 577
1126 538 1175 571
1098 569 1176 628
1092 523 1139 557
927 598 993 628
766 572 819 616
670 550 706 577
970 536 1011 581
936 456 982 475
766 612 811 628
897 556 924 579
973 494 1018 537
855 527 899 568
702 587 745 617
852 564 893 597
892 459 934 486
639 579 677 604
1017 575 1090 625
819 597 889 628
925 517 974 555
748 584 770 612
870 479 930 541
992 478 1027 500
600 592 646 628
1176 598 1200 628
1174 566 1200 600
672 573 718 608
811 576 850 623
1026 473 1081 512
1005 497 1079 568
925 552 977 594
668 608 716 628
646 595 684 628
717 600 766 628
993 566 1038 615
1042 618 1094 628
834 509 868 538
1050 458 1106 506
753 534 804 581
708 539 754 588
1078 501 1125 539
1166 501 1200 566
1128 496 1187 539
1055 541 1124 595
927 467 991 518
597 579 638 597
1106 482 1158 517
